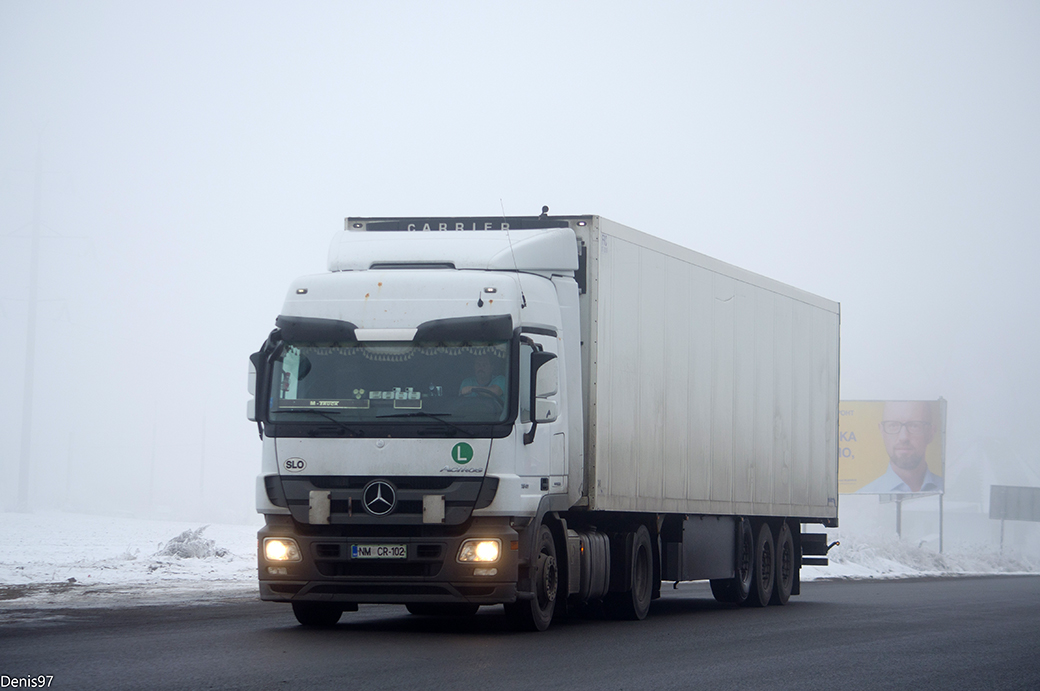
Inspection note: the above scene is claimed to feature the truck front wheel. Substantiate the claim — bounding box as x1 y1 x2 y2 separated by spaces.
504 523 558 631
292 602 343 627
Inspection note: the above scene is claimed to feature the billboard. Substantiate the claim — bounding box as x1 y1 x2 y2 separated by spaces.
838 399 946 495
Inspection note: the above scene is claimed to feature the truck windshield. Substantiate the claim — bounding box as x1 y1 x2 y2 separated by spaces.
268 341 511 424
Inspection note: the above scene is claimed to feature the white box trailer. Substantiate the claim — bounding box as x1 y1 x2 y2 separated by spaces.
249 213 839 630
579 218 839 519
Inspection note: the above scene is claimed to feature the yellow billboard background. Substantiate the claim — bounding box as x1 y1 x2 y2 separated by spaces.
838 399 946 494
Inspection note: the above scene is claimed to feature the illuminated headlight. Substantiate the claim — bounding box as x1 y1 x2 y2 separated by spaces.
457 538 501 563
264 537 302 562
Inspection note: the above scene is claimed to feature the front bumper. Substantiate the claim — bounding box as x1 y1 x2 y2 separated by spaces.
258 516 520 605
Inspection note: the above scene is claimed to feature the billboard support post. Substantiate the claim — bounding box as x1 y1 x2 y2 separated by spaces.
940 494 944 553
896 497 902 538
885 492 943 550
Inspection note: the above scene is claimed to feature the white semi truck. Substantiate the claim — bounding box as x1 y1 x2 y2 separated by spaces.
248 214 839 630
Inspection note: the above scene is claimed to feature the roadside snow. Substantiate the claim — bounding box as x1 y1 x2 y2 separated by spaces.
0 512 261 609
1 512 1038 610
802 533 1040 580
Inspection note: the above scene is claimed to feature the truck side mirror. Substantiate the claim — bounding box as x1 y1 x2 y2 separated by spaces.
246 357 256 424
524 351 558 444
248 350 266 434
534 398 557 424
249 327 283 438
532 355 558 423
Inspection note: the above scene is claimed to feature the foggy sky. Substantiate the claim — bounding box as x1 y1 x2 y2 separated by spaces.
1 1 1038 523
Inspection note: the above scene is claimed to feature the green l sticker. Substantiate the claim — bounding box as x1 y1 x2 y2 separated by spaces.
451 442 474 464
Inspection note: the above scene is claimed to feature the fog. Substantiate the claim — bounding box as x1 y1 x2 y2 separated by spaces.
2 2 1038 546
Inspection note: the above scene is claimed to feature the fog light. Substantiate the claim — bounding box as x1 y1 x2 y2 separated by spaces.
267 566 288 575
457 538 501 563
264 537 302 562
473 567 498 577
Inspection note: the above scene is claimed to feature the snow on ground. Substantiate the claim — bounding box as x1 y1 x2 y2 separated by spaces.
802 532 1040 581
1 512 1038 610
0 512 262 609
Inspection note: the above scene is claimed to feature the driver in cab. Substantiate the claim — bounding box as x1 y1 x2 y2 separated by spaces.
459 354 506 400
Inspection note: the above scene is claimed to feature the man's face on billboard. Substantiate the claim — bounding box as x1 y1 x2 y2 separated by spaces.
879 401 936 471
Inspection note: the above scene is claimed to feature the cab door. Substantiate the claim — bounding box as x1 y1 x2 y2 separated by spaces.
517 333 566 493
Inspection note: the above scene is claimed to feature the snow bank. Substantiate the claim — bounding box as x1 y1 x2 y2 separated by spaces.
0 512 261 609
802 532 1040 580
155 526 231 559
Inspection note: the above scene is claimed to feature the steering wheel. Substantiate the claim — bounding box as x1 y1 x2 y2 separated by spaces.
471 387 505 415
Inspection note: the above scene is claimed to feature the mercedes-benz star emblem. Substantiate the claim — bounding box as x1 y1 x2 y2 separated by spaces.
362 480 397 516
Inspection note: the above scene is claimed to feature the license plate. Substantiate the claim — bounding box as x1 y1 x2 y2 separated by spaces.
351 543 407 559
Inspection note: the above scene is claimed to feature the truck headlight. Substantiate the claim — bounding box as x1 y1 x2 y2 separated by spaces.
264 537 302 562
457 538 501 563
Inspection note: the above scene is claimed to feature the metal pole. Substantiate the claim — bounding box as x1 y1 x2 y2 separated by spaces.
939 493 944 553
896 497 902 539
16 145 43 512
64 432 73 507
148 406 158 510
199 414 206 513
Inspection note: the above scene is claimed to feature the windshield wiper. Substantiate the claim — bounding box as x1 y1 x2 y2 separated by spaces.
284 410 364 437
376 411 476 436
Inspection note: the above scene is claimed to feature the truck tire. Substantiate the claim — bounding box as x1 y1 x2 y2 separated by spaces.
291 602 343 627
770 521 795 606
709 519 753 604
746 522 775 607
406 603 480 617
604 525 653 620
504 523 558 631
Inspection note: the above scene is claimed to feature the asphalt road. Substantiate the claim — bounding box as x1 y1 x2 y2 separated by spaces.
2 577 1039 691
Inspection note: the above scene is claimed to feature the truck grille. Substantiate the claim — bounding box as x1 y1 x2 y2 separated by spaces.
277 475 498 526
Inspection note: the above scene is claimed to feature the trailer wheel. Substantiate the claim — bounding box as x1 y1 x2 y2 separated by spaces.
291 602 343 627
605 525 653 620
770 522 795 606
504 523 558 631
746 522 775 607
710 519 753 604
406 603 480 617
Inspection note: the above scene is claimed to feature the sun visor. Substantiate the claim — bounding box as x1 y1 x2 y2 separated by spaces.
274 316 358 343
414 314 513 342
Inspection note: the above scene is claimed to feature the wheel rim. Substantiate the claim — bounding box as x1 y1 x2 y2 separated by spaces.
634 544 650 598
778 527 793 590
536 552 558 609
739 531 753 582
760 540 772 590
